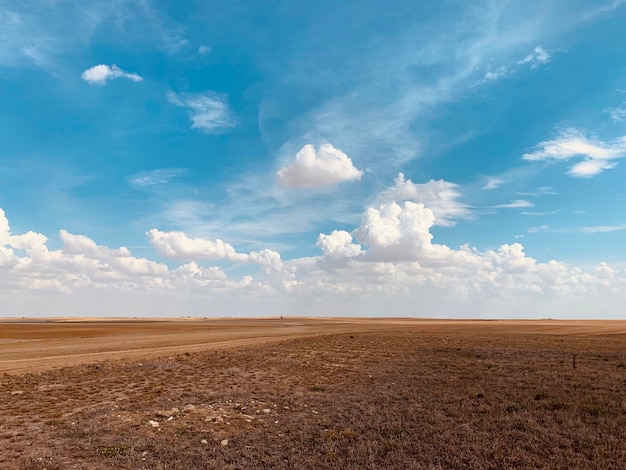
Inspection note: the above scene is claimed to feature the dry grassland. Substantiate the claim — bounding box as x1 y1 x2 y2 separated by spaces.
1 318 625 469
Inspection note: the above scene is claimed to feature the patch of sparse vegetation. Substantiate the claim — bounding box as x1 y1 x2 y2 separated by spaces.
548 399 570 411
505 402 525 413
580 403 606 417
96 444 130 457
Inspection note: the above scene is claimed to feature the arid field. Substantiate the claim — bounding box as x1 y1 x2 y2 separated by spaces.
1 318 625 469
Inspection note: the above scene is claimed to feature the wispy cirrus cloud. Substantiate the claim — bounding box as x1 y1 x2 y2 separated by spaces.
492 199 534 209
129 168 187 188
581 223 626 234
516 186 558 197
523 129 626 177
605 104 626 122
484 45 551 81
0 1 139 69
482 177 507 190
168 91 237 134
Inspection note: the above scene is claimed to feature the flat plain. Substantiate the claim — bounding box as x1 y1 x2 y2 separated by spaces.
1 318 625 469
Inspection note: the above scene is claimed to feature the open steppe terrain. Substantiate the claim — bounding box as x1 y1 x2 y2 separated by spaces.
1 318 625 469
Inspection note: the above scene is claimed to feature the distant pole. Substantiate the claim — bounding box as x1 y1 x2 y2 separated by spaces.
572 354 576 370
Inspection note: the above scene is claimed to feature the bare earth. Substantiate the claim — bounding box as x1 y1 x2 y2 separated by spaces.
1 318 625 469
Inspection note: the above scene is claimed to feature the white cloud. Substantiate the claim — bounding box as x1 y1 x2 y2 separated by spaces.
81 64 143 85
146 228 296 290
317 230 362 258
581 223 626 234
378 173 469 226
2 204 626 318
164 35 189 53
484 66 510 81
605 105 626 122
352 201 447 262
148 229 241 261
198 45 211 55
482 177 507 190
528 225 548 234
130 168 187 187
277 143 363 188
483 45 551 83
523 129 626 177
492 200 534 209
168 91 236 134
516 186 558 197
307 199 626 310
518 45 551 69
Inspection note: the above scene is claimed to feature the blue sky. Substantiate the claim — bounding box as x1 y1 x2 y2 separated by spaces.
1 0 626 318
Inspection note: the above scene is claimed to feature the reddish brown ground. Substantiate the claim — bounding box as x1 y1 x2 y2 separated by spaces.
1 318 625 469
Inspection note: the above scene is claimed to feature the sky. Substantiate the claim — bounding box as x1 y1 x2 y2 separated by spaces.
1 0 626 318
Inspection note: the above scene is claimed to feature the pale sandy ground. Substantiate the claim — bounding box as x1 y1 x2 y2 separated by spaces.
1 317 625 375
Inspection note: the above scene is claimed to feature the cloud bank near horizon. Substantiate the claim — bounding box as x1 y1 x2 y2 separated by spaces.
2 195 624 318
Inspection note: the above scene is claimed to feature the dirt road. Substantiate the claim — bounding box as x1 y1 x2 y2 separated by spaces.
2 317 625 375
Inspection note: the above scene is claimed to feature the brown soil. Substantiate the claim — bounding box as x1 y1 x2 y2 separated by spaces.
1 318 625 469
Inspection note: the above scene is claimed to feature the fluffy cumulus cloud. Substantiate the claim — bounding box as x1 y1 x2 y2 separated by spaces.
378 173 469 226
147 229 296 290
317 230 362 258
310 201 626 305
148 229 241 261
523 129 626 177
81 64 143 85
277 143 363 188
2 202 626 318
167 91 236 134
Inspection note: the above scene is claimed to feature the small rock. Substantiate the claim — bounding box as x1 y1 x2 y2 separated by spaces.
220 439 229 446
167 416 174 421
201 439 208 445
262 408 271 414
148 420 160 427
183 404 196 412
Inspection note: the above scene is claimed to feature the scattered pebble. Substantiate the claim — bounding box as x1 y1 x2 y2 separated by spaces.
148 420 160 427
220 439 229 446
